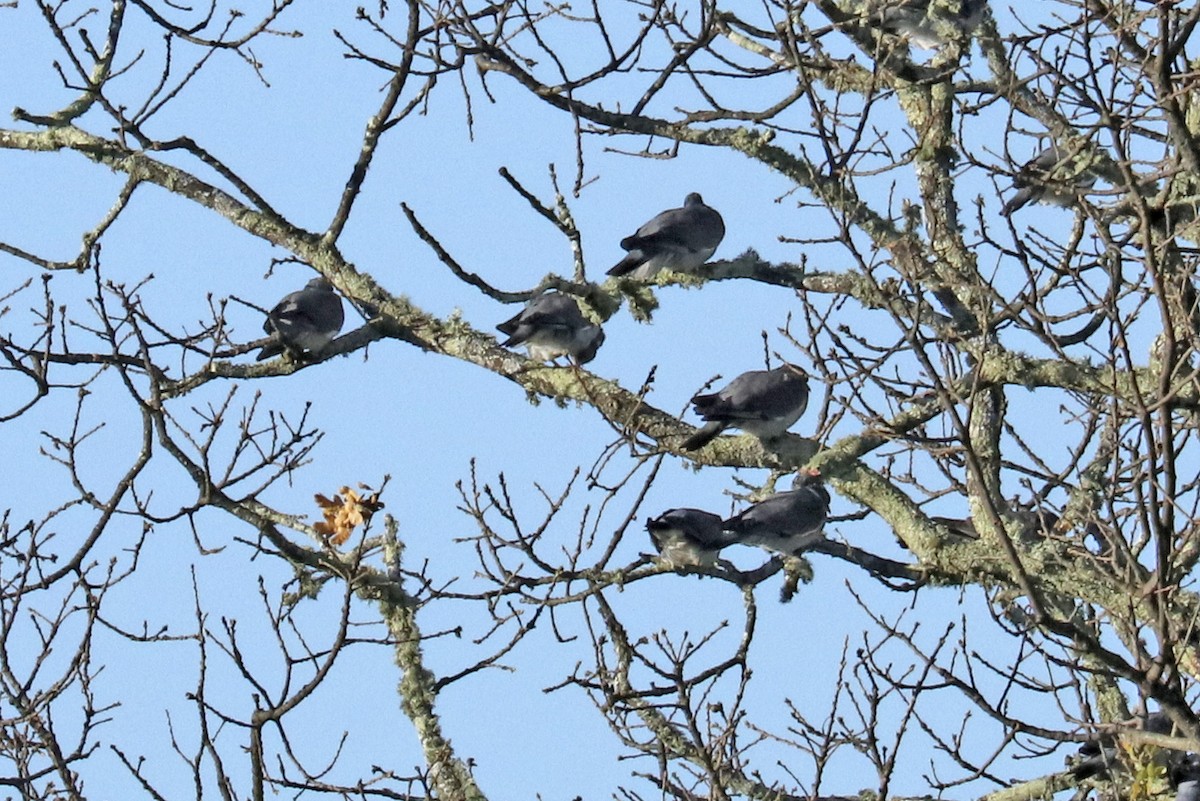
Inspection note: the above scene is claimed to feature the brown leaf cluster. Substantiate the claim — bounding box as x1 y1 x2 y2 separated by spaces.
313 485 385 546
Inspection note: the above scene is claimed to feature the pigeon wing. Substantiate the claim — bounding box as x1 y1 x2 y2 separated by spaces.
627 204 724 254
497 294 586 346
725 485 829 539
692 369 808 423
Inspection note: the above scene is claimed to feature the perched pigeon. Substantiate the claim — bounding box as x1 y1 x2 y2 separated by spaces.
1068 712 1176 779
496 292 605 364
1068 738 1116 780
930 507 1060 542
681 364 810 451
723 468 831 555
607 192 725 279
1174 754 1200 801
256 277 345 361
645 508 733 569
871 0 985 49
1003 143 1098 214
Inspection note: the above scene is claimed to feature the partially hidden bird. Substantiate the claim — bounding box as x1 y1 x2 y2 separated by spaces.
929 507 1060 543
607 192 725 280
1174 754 1200 801
1067 711 1177 779
681 363 810 451
645 508 733 569
496 291 605 364
870 0 986 49
1002 143 1098 214
722 468 831 556
256 277 345 361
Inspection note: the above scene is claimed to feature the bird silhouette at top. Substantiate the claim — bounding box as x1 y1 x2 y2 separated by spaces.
869 0 986 49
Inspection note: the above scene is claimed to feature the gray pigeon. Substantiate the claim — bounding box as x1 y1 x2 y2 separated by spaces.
1003 143 1098 214
930 507 1060 543
681 364 810 450
871 0 985 49
645 508 733 569
1174 754 1200 801
1068 712 1176 779
607 192 725 279
496 292 605 364
1067 737 1116 780
722 469 831 555
256 277 345 361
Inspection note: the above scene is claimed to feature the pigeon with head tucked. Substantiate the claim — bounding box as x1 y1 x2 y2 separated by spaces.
645 508 733 569
496 291 605 364
681 363 810 451
607 193 725 280
722 468 831 555
256 277 345 361
871 0 985 49
1003 143 1099 214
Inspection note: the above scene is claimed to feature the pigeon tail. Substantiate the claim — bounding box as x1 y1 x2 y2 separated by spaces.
608 252 647 277
681 421 726 450
256 340 284 361
498 331 526 348
256 336 334 362
496 307 532 342
1002 187 1037 214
